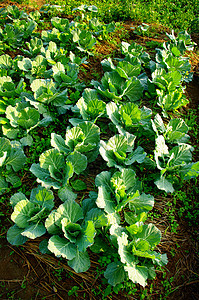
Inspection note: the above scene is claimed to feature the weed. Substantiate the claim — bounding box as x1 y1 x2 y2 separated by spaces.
21 277 27 289
173 186 199 226
183 108 199 140
68 285 79 297
53 268 64 281
165 201 179 233
145 40 163 49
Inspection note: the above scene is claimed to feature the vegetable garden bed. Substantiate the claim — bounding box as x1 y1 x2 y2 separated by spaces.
0 2 198 299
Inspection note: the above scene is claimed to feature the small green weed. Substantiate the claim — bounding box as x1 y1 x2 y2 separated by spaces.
145 40 163 49
165 201 179 233
53 268 64 281
173 185 199 226
68 285 79 297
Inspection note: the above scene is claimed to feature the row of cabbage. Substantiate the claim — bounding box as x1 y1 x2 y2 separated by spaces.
1 5 199 289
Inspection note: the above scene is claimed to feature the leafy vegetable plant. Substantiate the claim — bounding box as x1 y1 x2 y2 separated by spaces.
94 169 167 287
28 78 70 116
30 121 100 189
152 114 190 144
1 102 48 146
0 137 26 194
153 135 198 193
46 195 107 273
106 101 152 136
99 133 146 170
0 76 25 99
70 88 106 124
92 58 144 102
7 186 54 245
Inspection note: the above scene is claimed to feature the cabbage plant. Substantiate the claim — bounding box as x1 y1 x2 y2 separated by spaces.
17 55 48 83
94 169 167 287
0 137 26 194
0 76 25 98
0 19 37 49
152 114 190 144
30 121 100 189
106 101 152 135
151 69 189 115
7 186 54 246
95 168 152 214
52 61 85 91
1 102 50 145
46 197 107 273
71 28 96 54
70 88 106 124
92 70 144 102
29 78 70 115
2 5 28 21
0 54 16 77
104 222 168 287
41 41 69 65
100 133 146 170
92 56 145 103
165 30 196 55
51 16 70 32
154 135 199 193
89 18 115 39
120 41 151 65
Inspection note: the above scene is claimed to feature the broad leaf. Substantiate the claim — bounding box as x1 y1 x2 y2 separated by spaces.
6 147 26 172
123 77 144 101
76 220 96 252
180 161 199 180
85 208 108 228
11 200 35 228
30 163 62 189
21 223 46 239
57 199 83 223
67 151 87 175
17 108 40 129
95 171 112 191
58 186 77 202
104 262 126 286
48 235 77 260
129 193 154 214
29 186 54 210
124 264 148 287
10 192 27 207
68 250 90 273
7 224 28 246
39 148 65 170
96 185 115 213
116 61 141 79
51 133 69 154
155 176 174 193
168 144 193 168
135 224 161 248
71 179 87 191
45 210 62 235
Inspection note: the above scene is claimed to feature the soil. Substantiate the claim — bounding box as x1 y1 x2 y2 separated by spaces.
0 1 199 300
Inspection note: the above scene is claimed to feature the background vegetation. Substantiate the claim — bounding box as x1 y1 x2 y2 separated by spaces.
37 0 199 31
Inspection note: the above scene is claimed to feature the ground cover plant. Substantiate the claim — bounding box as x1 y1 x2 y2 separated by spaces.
0 2 199 299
